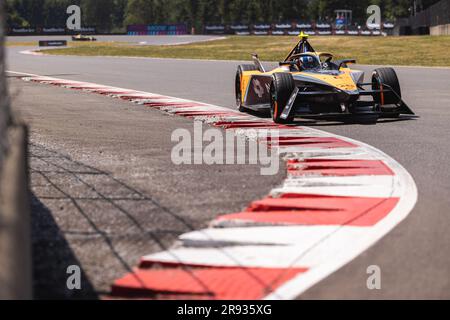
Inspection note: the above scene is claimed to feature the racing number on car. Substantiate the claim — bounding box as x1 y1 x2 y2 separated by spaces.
248 77 271 106
253 78 265 98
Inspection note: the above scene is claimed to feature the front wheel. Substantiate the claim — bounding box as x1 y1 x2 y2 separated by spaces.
235 64 258 112
270 73 295 124
372 67 401 105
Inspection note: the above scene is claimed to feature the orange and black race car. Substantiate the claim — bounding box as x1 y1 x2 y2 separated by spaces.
235 33 415 123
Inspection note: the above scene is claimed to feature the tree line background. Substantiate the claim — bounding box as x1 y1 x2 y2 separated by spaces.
5 0 442 32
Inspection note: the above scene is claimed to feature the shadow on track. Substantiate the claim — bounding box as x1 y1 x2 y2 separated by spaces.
31 194 98 299
29 143 201 298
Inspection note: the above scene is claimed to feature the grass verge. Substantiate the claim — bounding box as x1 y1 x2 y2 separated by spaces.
15 35 450 67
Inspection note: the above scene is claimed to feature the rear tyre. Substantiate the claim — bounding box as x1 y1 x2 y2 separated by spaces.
235 64 258 112
372 67 401 105
270 73 295 124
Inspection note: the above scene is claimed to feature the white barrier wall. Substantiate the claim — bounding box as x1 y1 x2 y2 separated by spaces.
430 24 450 35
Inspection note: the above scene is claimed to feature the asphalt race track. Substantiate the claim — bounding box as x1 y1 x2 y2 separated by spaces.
7 35 224 45
6 39 450 298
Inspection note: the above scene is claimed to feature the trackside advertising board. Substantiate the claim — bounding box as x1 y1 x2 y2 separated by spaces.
127 24 188 35
8 26 97 36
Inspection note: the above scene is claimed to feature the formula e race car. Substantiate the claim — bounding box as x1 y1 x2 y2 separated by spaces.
235 32 414 123
72 34 97 42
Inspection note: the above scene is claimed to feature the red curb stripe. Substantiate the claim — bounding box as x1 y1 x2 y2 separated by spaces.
172 111 238 117
144 102 203 108
119 95 167 101
96 91 133 95
111 266 307 300
212 121 289 129
266 136 357 148
287 159 394 176
215 195 399 227
64 86 109 91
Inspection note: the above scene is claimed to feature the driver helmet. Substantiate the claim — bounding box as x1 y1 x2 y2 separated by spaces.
299 55 319 69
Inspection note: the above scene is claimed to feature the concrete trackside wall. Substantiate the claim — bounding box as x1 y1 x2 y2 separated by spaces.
0 2 11 165
0 125 32 299
0 3 32 300
430 24 450 35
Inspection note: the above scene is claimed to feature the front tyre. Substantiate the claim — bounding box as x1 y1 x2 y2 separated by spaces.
270 73 295 124
235 64 258 112
372 67 401 105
